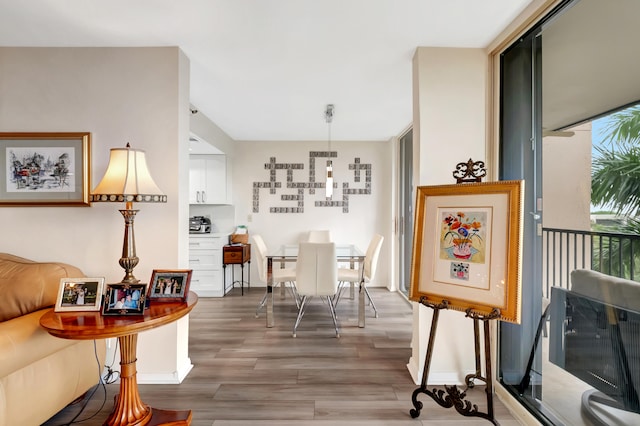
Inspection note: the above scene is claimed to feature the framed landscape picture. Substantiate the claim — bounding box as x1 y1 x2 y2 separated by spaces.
0 132 91 206
409 180 524 323
55 277 105 312
149 269 192 302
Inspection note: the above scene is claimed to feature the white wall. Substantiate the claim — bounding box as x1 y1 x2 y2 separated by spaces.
0 46 193 383
231 139 394 288
190 108 236 157
542 122 592 231
408 47 489 384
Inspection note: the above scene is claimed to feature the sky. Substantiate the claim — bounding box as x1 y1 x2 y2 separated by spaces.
589 114 611 213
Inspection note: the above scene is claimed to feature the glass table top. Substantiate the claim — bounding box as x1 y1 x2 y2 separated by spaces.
269 244 364 259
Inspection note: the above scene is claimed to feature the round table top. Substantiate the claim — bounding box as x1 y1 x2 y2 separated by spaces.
39 291 198 340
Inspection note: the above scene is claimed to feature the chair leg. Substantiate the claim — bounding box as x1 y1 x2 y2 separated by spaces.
286 282 301 309
326 295 340 338
255 288 269 317
333 281 347 306
364 286 378 318
292 295 308 337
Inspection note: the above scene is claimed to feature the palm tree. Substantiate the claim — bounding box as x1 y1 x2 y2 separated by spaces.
591 105 640 278
591 144 640 217
591 105 640 216
600 105 640 147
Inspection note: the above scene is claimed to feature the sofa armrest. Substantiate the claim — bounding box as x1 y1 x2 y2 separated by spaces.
0 253 86 322
0 308 81 378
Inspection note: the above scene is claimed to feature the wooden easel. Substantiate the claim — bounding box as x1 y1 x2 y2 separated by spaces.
409 298 501 424
410 158 500 424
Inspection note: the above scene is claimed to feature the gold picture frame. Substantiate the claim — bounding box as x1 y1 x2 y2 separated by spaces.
54 277 105 312
409 180 524 323
0 132 91 206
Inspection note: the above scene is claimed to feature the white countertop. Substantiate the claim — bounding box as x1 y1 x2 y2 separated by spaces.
189 232 230 238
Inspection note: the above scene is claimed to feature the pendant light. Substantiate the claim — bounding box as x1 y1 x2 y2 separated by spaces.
325 104 334 198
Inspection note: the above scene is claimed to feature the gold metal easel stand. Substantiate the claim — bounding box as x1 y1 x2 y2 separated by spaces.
409 297 501 424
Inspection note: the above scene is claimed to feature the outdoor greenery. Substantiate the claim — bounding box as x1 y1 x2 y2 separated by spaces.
591 105 640 226
590 105 640 279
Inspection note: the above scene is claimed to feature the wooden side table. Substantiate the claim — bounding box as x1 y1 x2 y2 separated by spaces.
222 243 251 295
40 291 198 426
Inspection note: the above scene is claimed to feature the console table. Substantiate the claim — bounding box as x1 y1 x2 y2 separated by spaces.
40 291 198 426
223 243 251 295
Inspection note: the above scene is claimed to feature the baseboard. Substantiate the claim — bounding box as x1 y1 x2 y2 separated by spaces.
406 357 471 385
135 358 194 384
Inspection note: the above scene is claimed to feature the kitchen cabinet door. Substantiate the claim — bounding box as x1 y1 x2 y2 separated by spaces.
189 155 227 204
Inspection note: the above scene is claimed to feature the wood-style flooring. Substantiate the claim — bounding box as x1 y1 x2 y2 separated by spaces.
44 287 523 426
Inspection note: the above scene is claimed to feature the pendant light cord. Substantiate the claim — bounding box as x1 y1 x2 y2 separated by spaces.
325 104 334 158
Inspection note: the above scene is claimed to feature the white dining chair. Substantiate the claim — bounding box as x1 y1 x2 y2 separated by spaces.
306 230 332 242
335 234 384 318
252 234 298 317
292 242 340 338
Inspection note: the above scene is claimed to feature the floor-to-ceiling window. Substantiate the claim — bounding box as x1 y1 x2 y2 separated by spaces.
398 129 413 296
498 1 640 424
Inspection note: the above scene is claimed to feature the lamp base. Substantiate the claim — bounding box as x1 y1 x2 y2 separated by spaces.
119 208 140 284
119 255 140 284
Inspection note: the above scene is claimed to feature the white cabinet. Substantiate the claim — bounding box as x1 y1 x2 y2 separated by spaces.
188 234 229 297
189 155 228 204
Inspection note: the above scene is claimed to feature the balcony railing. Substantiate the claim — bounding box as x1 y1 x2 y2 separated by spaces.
543 227 640 298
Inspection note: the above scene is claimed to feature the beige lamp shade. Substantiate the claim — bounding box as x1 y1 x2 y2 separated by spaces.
90 144 167 203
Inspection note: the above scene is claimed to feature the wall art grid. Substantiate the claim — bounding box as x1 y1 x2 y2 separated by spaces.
252 151 371 214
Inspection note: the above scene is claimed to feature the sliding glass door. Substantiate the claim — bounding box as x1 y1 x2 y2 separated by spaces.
498 0 640 424
499 21 545 402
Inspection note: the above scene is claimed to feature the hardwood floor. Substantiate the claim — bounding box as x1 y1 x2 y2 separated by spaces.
44 287 522 425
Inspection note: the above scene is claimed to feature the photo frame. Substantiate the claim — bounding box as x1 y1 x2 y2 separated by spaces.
409 180 524 323
149 269 192 302
54 277 105 312
0 132 91 206
102 283 147 315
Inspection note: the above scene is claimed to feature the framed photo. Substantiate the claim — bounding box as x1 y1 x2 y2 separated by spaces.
0 132 91 206
54 277 105 312
149 269 192 302
409 180 524 323
102 283 147 315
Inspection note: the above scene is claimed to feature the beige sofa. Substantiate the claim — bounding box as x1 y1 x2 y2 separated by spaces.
0 253 106 426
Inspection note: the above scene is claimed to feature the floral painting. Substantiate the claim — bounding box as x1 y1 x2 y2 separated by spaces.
410 180 524 324
439 211 487 264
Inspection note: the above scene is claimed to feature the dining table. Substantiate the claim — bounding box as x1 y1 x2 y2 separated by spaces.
265 244 367 328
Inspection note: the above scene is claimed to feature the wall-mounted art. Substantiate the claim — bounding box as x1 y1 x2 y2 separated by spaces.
0 132 91 206
252 151 371 214
409 180 524 323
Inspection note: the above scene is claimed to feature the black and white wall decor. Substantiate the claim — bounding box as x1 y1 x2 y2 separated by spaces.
253 151 371 214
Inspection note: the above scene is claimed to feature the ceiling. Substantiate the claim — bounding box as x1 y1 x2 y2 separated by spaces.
542 0 640 131
0 0 533 142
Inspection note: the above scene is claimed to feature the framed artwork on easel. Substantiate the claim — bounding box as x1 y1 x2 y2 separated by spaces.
409 180 525 324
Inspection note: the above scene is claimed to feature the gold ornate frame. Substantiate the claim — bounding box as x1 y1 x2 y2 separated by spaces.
0 132 90 206
409 180 524 323
102 283 147 316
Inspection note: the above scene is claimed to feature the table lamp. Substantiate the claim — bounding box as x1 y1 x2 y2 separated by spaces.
90 143 167 284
